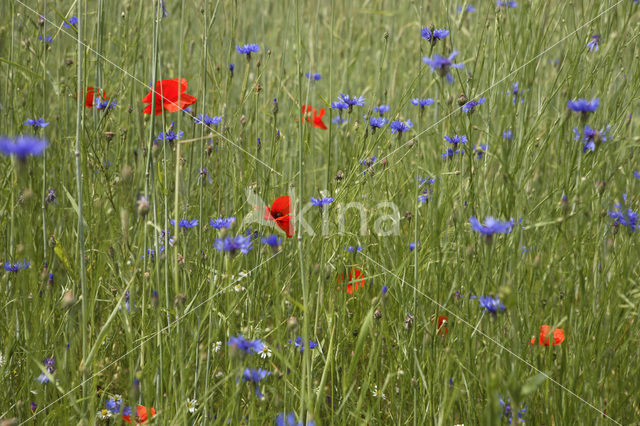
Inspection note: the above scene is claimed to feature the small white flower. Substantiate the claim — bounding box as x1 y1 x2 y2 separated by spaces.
233 284 246 292
259 346 272 359
97 409 112 419
186 398 198 413
0 352 5 367
213 341 222 353
371 385 387 400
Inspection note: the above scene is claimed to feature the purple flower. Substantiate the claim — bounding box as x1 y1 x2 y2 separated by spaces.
194 113 222 126
469 216 514 236
346 245 362 253
410 98 435 108
241 368 271 398
567 98 599 113
305 72 322 81
509 82 524 104
289 336 318 353
423 51 464 84
156 129 183 142
209 216 236 229
478 296 506 315
213 235 253 254
573 125 609 153
331 101 349 111
3 260 30 272
37 357 56 383
95 97 117 110
336 94 365 111
497 0 517 7
24 118 49 129
609 194 638 231
38 35 53 44
634 170 640 179
473 144 488 159
442 148 464 160
461 97 486 114
373 105 389 115
457 5 476 13
587 35 600 52
228 335 265 354
170 218 199 229
389 119 413 134
421 27 449 45
0 136 48 159
367 116 387 131
261 234 282 247
444 134 468 146
503 129 513 140
310 196 334 207
275 412 315 426
63 16 78 28
236 44 260 56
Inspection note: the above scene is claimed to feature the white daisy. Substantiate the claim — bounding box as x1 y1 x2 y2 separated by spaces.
233 284 246 292
259 346 272 359
371 385 387 400
97 409 112 419
213 341 222 352
186 398 198 413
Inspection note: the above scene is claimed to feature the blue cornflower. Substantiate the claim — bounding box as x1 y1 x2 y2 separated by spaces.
444 134 468 146
418 190 432 203
499 396 527 424
3 260 30 272
573 124 608 153
423 51 464 84
194 113 222 126
209 216 236 229
346 245 362 253
497 0 517 7
567 98 599 113
95 97 117 110
634 170 640 179
509 82 524 105
331 101 349 110
469 216 514 235
373 105 389 115
332 116 349 124
478 296 506 315
336 94 365 111
310 196 334 207
409 242 416 251
143 245 165 260
63 16 78 28
473 144 488 159
410 98 435 109
105 395 123 414
0 136 48 159
24 118 49 129
421 27 449 45
170 218 199 229
609 194 638 231
457 5 476 12
38 35 53 44
461 97 486 114
382 285 388 294
230 63 235 74
275 412 316 426
503 129 513 140
442 148 464 160
37 357 55 384
160 1 169 18
228 335 265 354
305 72 322 81
418 176 436 187
45 188 56 203
290 336 318 353
156 129 183 142
587 35 600 52
236 44 260 56
389 119 413 134
241 368 271 398
213 235 253 254
261 234 282 247
122 406 133 417
366 116 386 131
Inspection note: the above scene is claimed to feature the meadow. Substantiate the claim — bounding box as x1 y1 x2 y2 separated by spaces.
1 0 640 424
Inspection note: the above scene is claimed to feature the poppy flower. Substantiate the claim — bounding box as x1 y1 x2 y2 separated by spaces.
85 87 107 108
141 78 197 115
530 325 565 346
264 196 294 238
301 105 327 129
337 268 367 294
437 315 449 335
122 405 156 424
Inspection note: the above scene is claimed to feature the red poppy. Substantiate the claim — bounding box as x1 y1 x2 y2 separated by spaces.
85 87 107 108
530 325 565 346
337 268 366 294
264 195 294 238
122 405 156 424
301 105 327 130
437 315 449 336
141 78 197 115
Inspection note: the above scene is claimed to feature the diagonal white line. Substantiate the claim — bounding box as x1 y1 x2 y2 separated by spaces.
356 0 624 179
13 0 282 177
14 250 282 424
358 251 621 425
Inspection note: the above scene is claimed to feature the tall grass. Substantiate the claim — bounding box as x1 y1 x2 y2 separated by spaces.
0 0 639 424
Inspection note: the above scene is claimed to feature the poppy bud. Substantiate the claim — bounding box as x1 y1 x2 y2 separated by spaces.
457 93 468 106
65 58 73 66
373 309 382 320
136 196 149 217
240 115 247 126
335 170 344 181
61 291 75 309
48 235 57 248
404 211 412 222
287 316 298 331
404 314 414 330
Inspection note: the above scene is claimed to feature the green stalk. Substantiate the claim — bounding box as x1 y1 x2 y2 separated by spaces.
41 0 48 261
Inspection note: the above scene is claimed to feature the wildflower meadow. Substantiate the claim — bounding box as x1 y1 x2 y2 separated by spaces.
1 0 640 424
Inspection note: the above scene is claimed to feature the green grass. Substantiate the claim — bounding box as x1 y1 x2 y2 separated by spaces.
1 0 640 424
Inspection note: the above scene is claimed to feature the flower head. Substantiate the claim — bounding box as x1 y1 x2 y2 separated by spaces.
461 97 486 114
469 216 514 236
261 234 282 248
37 357 55 383
275 412 315 426
331 101 349 111
567 98 599 113
305 72 322 81
337 93 366 108
289 336 318 353
410 98 435 108
214 235 253 254
608 194 638 231
264 196 294 238
194 113 222 126
457 5 476 13
473 144 488 159
509 82 525 104
170 218 199 229
209 216 236 229
373 105 390 115
310 196 334 207
366 115 387 131
186 398 198 413
228 335 265 354
95 97 117 110
142 78 197 115
503 129 513 140
38 35 53 44
478 296 506 315
530 325 565 346
24 118 49 129
423 51 464 84
389 119 413 134
573 124 608 153
442 148 464 160
3 260 30 272
587 34 600 52
497 0 517 7
63 16 78 28
421 27 449 45
0 136 48 159
236 44 260 56
122 405 156 424
301 105 327 129
444 134 468 145
337 267 367 294
241 368 271 398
